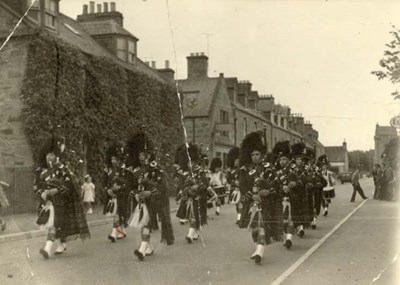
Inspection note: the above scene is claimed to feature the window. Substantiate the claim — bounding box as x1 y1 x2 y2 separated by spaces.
281 117 285 127
223 153 227 169
221 131 229 137
44 0 57 29
45 0 56 12
274 115 278 125
117 38 127 61
128 40 136 63
254 122 257 130
220 110 229 124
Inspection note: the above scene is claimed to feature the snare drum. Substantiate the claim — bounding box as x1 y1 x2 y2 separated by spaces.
214 186 226 205
322 186 335 200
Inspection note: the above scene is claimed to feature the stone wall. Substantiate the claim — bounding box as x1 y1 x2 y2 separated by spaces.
0 37 32 167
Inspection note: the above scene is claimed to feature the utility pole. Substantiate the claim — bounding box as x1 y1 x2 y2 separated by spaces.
201 32 215 58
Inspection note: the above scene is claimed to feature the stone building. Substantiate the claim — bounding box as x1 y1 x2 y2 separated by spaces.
325 141 349 173
374 124 398 164
178 52 325 165
0 0 173 168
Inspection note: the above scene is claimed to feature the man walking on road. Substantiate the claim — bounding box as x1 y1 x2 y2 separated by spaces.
350 168 368 202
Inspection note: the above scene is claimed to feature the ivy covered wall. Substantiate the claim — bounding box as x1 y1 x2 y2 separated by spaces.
21 33 183 190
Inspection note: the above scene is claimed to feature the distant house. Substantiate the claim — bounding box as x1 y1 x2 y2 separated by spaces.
374 124 397 164
178 53 235 167
325 141 349 173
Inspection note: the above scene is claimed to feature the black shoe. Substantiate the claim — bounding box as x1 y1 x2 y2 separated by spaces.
185 237 192 244
363 197 369 200
285 239 292 249
134 249 144 261
1 222 6 231
298 229 305 238
254 255 262 264
108 235 116 243
54 247 66 255
179 220 185 225
215 211 220 216
323 211 328 217
39 248 49 259
311 224 316 230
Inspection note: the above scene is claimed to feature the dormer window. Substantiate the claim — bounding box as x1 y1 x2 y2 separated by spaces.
26 0 58 30
44 0 57 28
128 40 136 63
117 37 127 61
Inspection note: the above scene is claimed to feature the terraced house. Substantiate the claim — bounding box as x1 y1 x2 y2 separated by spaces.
178 53 325 167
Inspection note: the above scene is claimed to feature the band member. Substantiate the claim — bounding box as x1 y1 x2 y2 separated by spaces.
273 141 297 249
226 147 241 224
126 133 174 261
318 155 335 216
290 142 310 237
208 157 227 216
35 135 90 259
238 132 273 264
103 142 129 242
175 143 208 244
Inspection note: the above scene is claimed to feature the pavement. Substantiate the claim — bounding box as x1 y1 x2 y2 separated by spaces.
0 178 398 285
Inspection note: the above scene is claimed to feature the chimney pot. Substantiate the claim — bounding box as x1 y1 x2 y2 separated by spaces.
165 60 170 69
97 4 102 13
151 61 156 68
103 2 109 12
83 4 88 14
89 1 95 13
110 2 116 11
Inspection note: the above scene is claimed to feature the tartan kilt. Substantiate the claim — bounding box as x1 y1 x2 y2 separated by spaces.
269 195 284 242
58 182 90 241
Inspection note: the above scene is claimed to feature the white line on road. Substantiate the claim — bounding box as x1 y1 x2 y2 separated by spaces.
271 199 369 285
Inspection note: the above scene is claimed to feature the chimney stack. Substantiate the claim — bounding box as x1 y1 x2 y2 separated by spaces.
103 2 109 12
89 1 95 13
83 4 88 14
151 61 156 69
165 60 170 69
110 2 116 12
97 4 102 13
187 52 208 79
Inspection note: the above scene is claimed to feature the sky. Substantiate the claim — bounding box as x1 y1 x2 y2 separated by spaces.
60 0 400 151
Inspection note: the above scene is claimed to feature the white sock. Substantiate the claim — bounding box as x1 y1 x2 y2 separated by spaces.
255 244 264 257
216 206 220 212
139 241 148 254
44 240 53 254
286 233 293 241
187 227 195 239
145 244 154 254
237 214 241 221
110 228 118 238
313 217 317 224
55 239 66 252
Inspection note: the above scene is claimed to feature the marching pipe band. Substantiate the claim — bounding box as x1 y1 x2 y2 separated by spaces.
30 130 336 265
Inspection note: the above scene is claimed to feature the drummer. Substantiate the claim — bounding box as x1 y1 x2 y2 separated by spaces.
208 157 227 216
317 155 336 217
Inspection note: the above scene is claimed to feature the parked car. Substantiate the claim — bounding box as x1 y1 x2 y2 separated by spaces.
338 172 352 184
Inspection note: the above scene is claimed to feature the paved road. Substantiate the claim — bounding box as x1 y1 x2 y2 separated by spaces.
0 178 397 285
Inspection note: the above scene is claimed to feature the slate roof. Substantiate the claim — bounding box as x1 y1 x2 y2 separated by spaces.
56 14 165 81
177 78 220 117
79 19 139 40
325 146 346 162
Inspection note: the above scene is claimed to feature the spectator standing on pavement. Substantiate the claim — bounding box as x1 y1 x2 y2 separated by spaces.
81 175 95 214
372 164 382 200
380 160 395 201
350 168 368 202
0 181 10 231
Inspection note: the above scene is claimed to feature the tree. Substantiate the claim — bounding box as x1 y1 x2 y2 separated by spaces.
372 26 400 99
348 150 373 172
